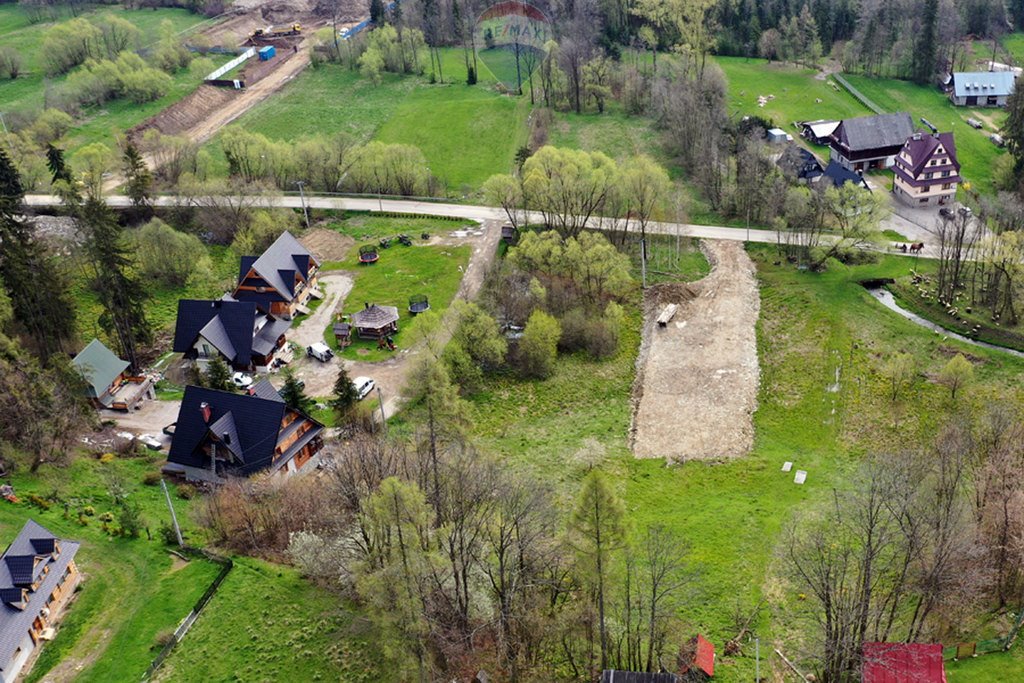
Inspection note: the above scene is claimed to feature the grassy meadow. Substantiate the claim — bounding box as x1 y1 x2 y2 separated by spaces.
0 4 215 153
206 48 531 196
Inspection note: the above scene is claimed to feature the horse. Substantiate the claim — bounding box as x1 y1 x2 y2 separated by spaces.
909 242 925 254
894 243 908 253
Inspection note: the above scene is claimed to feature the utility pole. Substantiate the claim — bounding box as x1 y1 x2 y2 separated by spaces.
640 237 647 289
160 479 184 547
755 637 760 682
0 112 8 137
376 385 387 432
295 181 310 229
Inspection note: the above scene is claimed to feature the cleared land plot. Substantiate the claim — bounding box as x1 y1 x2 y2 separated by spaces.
205 50 530 194
842 74 1007 192
0 5 215 152
632 240 760 461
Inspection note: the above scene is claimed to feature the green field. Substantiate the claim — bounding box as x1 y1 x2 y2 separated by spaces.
154 557 382 682
207 49 531 195
715 56 872 131
322 242 471 362
0 4 213 153
842 74 1007 192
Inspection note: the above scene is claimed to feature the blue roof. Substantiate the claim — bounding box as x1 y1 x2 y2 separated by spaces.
952 72 1016 98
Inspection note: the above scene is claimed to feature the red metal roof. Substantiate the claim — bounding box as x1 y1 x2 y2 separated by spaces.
695 635 714 677
862 642 946 683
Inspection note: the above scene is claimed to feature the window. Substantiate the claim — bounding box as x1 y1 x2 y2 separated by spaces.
920 186 928 194
942 183 953 190
920 198 929 203
924 172 933 180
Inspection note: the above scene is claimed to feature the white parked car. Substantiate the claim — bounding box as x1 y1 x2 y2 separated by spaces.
352 376 375 401
231 372 254 389
137 434 163 451
307 343 335 362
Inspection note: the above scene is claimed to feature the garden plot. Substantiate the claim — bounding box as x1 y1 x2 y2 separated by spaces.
631 240 761 461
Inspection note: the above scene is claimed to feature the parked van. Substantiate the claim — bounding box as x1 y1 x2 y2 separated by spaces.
352 376 375 400
306 343 335 362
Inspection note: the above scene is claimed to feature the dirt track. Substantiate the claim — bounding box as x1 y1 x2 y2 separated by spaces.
631 240 761 461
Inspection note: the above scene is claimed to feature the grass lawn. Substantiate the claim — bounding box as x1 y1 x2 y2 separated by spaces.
0 455 219 683
320 211 474 242
322 243 471 362
206 50 530 196
0 5 213 153
68 244 237 347
154 557 382 682
403 244 1024 681
947 646 1024 681
841 74 1007 193
715 56 872 130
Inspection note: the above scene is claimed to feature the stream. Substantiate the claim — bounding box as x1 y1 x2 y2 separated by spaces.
865 287 1024 360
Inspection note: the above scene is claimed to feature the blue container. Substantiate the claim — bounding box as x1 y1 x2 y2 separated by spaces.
258 46 275 61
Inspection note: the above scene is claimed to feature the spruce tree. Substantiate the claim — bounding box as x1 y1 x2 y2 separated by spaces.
0 148 77 361
204 356 232 392
912 0 938 85
280 368 312 412
122 142 152 210
370 0 385 24
80 196 151 372
46 144 72 185
330 365 360 421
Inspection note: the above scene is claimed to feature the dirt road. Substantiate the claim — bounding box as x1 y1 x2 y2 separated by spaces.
290 273 354 349
631 240 761 461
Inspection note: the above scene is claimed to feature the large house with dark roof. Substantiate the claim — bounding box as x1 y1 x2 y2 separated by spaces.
829 113 915 172
949 71 1015 106
172 299 291 373
71 339 153 411
163 380 325 483
0 520 80 683
892 131 960 206
232 231 321 319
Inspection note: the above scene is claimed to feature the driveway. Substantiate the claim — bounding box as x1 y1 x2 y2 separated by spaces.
100 400 181 447
290 273 354 349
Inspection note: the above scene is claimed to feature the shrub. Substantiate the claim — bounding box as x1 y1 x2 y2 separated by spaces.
177 483 197 500
27 494 51 511
0 47 22 79
82 505 96 516
518 310 561 378
558 308 589 353
153 629 175 650
158 521 180 546
142 471 162 486
98 511 114 523
118 501 144 538
120 67 172 103
99 453 116 464
133 218 212 287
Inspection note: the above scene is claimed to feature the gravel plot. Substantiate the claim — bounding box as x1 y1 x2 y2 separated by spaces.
630 240 761 462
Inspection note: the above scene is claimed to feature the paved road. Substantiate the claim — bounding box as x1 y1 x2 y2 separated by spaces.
23 194 941 257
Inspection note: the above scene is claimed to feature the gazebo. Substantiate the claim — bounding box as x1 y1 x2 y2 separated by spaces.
351 303 399 339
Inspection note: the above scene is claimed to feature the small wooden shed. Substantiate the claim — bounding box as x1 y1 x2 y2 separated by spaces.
332 322 352 347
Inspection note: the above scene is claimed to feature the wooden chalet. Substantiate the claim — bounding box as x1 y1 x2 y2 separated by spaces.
173 298 290 372
163 380 324 483
72 339 153 411
892 132 960 206
232 231 321 319
0 520 81 683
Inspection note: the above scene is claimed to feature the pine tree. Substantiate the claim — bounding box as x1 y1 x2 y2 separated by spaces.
330 365 360 421
280 368 312 412
80 196 151 372
0 148 77 361
204 356 232 391
370 0 385 24
122 142 152 210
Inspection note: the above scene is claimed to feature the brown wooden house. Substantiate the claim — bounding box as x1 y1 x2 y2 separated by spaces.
232 231 321 319
72 339 153 411
163 380 324 483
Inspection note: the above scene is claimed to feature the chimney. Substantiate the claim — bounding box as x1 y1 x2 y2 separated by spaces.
200 402 211 423
364 302 369 309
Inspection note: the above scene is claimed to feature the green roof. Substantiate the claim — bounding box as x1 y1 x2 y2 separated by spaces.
72 338 129 399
